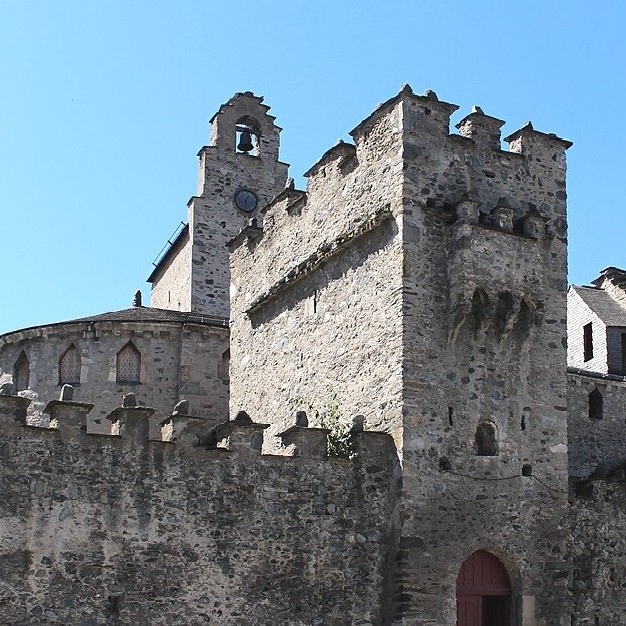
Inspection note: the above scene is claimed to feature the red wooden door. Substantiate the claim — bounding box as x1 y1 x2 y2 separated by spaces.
457 596 481 626
456 551 511 626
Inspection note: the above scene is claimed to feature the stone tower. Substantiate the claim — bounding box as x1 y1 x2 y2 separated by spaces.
149 92 289 318
229 86 572 625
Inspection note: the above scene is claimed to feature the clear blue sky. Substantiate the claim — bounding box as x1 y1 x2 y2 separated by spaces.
0 1 623 334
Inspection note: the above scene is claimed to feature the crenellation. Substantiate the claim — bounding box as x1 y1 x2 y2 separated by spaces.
279 424 329 458
0 394 30 433
209 411 268 455
303 140 357 179
44 399 93 438
455 106 505 150
107 406 154 441
160 412 221 446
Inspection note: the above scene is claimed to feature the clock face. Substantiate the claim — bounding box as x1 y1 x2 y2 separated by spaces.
234 189 258 213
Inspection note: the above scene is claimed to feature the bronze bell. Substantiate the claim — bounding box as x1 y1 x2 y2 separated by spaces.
237 129 254 153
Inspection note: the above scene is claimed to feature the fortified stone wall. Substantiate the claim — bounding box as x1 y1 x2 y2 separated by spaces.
569 480 626 625
229 100 406 447
0 395 400 626
230 87 573 623
229 87 572 623
567 372 626 478
0 318 228 437
397 89 571 624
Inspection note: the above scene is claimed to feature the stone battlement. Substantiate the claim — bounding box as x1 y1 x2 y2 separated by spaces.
0 393 400 625
0 393 395 463
230 85 570 325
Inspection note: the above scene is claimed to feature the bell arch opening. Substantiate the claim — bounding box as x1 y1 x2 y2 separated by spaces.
236 116 260 156
456 550 512 626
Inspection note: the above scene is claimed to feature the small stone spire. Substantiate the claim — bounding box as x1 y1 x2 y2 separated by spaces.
133 290 142 307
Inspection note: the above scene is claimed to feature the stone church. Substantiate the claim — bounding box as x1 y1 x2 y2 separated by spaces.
0 87 624 625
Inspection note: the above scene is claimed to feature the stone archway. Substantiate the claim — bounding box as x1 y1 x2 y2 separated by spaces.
456 550 512 626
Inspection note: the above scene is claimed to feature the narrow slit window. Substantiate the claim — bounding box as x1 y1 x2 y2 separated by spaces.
218 349 230 383
583 323 593 361
15 351 29 391
116 343 141 384
59 344 81 384
589 388 603 420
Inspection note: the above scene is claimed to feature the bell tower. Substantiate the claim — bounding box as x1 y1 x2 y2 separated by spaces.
149 92 289 319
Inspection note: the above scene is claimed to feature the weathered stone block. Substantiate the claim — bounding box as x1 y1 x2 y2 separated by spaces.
279 425 329 457
44 399 93 438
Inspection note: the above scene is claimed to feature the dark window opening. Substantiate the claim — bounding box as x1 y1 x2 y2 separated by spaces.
520 415 527 431
14 351 30 392
218 349 230 383
475 422 498 456
621 333 626 375
236 116 260 156
522 464 532 476
583 323 593 361
107 595 121 616
589 388 603 420
448 407 454 426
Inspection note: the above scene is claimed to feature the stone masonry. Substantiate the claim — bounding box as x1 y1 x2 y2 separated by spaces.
0 309 229 438
0 394 399 625
149 92 288 319
230 86 571 624
4 87 626 625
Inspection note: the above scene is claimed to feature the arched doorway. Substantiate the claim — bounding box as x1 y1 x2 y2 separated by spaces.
456 550 512 626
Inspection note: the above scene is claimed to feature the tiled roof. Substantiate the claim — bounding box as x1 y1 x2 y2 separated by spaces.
572 286 626 326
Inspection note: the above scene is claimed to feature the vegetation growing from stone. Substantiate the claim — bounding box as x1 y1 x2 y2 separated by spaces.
293 387 356 458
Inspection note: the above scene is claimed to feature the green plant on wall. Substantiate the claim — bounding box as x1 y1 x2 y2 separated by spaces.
319 387 355 458
291 387 355 458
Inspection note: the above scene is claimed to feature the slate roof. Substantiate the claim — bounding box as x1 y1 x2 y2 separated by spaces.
0 307 228 340
571 285 626 326
67 307 228 327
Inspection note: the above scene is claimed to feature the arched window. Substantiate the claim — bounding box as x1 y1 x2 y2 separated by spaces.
475 421 499 456
236 116 260 156
589 388 603 420
59 344 81 385
14 351 30 391
116 343 141 384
